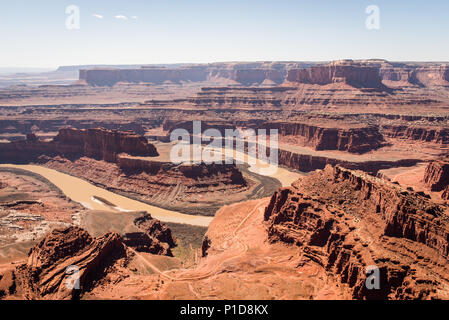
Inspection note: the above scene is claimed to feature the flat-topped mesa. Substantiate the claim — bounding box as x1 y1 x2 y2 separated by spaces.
262 121 385 153
379 63 449 87
287 60 384 89
424 160 449 192
79 66 209 86
264 165 449 299
78 62 309 86
233 69 284 85
53 128 159 162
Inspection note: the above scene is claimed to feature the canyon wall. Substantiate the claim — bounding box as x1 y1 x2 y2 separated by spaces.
0 128 159 163
424 160 449 191
263 122 385 153
277 148 419 174
382 125 449 144
286 61 383 88
264 165 449 299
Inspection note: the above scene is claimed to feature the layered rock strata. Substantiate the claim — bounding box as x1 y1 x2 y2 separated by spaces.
263 122 385 153
264 165 449 299
0 128 158 163
424 160 449 191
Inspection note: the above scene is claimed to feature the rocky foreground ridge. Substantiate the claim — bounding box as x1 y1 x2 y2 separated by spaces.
0 212 176 300
264 165 449 299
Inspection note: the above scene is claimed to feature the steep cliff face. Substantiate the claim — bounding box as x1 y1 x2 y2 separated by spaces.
264 165 449 299
0 128 159 163
424 160 449 191
379 67 416 83
79 67 209 86
414 66 449 87
79 63 298 86
287 61 383 89
263 122 385 153
379 64 449 87
54 128 159 162
382 125 449 144
277 148 419 174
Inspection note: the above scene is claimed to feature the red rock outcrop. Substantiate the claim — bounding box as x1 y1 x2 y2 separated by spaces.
263 122 385 153
0 128 159 163
424 160 449 191
277 148 419 174
287 60 384 89
13 227 126 300
264 165 449 299
414 65 449 87
382 125 449 144
53 128 159 161
123 214 176 256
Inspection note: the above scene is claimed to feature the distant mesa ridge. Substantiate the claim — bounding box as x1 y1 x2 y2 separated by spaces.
76 60 449 88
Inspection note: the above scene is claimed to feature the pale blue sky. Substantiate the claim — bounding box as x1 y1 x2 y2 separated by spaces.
1 0 448 68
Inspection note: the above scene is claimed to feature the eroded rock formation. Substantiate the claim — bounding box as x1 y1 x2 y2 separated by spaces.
2 217 176 299
424 160 449 191
123 214 176 256
264 165 449 299
382 125 449 144
287 60 384 89
263 121 385 153
12 227 125 299
0 128 158 163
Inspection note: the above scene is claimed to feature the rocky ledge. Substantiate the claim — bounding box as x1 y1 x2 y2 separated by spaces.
424 159 449 192
264 165 449 299
0 127 159 163
0 214 176 300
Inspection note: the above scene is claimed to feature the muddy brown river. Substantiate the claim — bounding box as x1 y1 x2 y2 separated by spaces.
0 156 300 227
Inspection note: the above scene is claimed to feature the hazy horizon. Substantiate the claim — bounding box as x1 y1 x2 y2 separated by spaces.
2 0 449 69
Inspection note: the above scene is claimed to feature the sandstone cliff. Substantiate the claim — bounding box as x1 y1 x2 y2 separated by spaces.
424 160 449 191
382 125 449 144
287 60 384 89
264 165 449 299
263 122 385 153
0 128 159 163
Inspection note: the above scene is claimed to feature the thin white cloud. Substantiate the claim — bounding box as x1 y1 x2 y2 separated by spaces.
115 15 128 21
131 16 138 20
92 14 103 19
